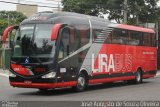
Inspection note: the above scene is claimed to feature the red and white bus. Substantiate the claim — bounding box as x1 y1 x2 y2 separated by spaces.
2 12 157 92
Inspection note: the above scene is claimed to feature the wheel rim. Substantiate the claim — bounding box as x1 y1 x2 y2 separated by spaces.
136 71 141 82
77 76 85 89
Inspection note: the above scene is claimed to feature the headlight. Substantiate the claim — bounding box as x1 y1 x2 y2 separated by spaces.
9 72 16 77
42 72 56 79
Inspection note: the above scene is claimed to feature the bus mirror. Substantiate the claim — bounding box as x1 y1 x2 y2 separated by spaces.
2 26 19 43
51 24 62 41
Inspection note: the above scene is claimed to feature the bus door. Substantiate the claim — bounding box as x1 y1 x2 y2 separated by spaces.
57 26 76 82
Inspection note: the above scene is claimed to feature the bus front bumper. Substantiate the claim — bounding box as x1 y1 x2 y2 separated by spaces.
9 77 76 89
10 81 77 89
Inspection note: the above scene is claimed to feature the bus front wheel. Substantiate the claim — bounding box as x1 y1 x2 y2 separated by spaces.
73 73 88 92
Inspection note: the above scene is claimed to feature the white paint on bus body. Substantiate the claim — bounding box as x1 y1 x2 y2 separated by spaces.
92 54 115 73
92 54 133 73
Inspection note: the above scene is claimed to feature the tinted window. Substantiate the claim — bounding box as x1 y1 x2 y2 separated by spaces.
58 27 70 60
13 24 55 57
75 26 90 47
143 33 151 46
54 16 90 47
105 32 112 44
129 31 142 46
34 24 54 56
151 33 156 47
69 26 80 52
112 29 128 44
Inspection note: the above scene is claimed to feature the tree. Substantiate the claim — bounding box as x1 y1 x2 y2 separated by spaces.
0 11 27 25
62 0 160 24
127 0 160 24
62 0 109 16
0 11 27 35
0 19 8 36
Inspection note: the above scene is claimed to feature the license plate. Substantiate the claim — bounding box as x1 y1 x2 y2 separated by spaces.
24 81 32 84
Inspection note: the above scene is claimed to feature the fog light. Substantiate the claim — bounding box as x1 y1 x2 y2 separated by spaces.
9 72 16 77
42 72 56 79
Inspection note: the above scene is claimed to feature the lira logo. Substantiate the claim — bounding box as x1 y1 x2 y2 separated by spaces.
92 54 115 73
92 53 132 73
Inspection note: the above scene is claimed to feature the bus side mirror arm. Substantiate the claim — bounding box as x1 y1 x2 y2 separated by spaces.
51 24 62 41
2 26 19 43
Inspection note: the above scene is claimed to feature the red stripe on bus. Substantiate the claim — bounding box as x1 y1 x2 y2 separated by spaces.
10 81 77 89
143 74 155 79
89 76 135 84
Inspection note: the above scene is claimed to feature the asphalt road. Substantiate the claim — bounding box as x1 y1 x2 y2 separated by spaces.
0 75 160 107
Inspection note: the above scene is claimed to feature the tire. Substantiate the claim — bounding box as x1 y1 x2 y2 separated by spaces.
127 69 143 84
73 73 88 92
134 69 143 84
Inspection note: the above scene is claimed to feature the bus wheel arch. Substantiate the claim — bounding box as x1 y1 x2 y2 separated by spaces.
73 70 89 92
127 68 143 84
80 69 89 81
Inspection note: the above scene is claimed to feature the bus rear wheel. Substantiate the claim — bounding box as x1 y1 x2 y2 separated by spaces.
127 69 143 84
135 69 143 84
73 73 88 92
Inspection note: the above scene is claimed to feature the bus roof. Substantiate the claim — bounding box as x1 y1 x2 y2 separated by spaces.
21 11 109 24
116 24 155 33
21 11 155 34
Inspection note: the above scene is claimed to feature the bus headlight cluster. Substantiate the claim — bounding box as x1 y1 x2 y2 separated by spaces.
42 72 56 79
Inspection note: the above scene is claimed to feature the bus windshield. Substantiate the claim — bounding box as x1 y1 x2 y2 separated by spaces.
13 24 55 60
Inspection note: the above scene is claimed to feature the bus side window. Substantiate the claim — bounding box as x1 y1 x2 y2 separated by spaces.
105 33 112 44
79 26 90 47
151 33 156 47
143 33 151 46
80 30 86 46
121 30 128 44
112 29 124 44
14 29 21 45
129 31 141 46
69 27 75 53
58 40 64 59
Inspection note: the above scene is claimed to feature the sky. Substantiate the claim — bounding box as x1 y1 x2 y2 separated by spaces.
0 0 61 12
